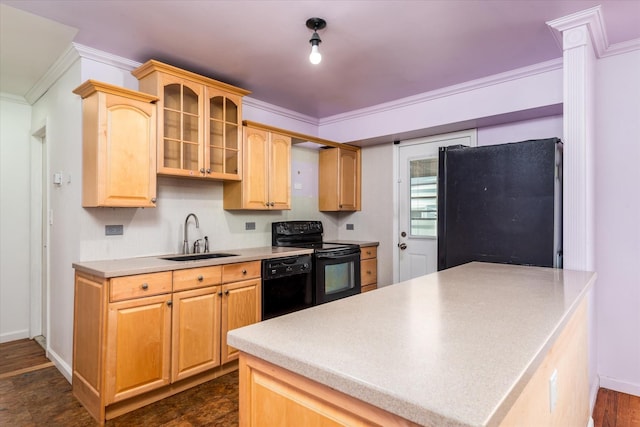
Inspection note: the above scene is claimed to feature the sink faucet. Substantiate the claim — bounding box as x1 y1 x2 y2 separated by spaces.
182 213 200 254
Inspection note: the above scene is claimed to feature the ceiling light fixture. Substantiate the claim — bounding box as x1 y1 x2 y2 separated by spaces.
306 17 326 65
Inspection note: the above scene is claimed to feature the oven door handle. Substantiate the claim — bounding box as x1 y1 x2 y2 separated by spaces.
316 252 359 261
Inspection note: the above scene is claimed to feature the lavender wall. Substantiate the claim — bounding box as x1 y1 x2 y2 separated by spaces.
595 49 640 396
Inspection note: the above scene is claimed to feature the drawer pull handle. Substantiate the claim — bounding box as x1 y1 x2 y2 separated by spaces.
242 269 247 274
197 275 204 281
141 283 149 290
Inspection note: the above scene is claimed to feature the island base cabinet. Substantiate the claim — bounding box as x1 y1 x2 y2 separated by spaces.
238 354 421 427
498 299 589 427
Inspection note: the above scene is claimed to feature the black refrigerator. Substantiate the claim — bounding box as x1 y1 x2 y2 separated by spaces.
437 138 563 271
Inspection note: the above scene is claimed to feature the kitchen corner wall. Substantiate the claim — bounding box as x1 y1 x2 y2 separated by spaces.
11 51 339 377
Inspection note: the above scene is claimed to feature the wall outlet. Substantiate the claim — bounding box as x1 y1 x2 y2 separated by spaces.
245 222 256 230
105 225 123 236
346 224 354 230
549 368 558 413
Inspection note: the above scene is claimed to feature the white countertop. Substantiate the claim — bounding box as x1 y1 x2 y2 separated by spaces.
227 262 596 427
72 246 313 278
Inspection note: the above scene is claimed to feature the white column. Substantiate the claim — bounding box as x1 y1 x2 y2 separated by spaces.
547 5 607 413
548 7 605 271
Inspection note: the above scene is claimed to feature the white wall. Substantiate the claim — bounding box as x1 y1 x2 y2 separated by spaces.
0 95 32 342
595 49 640 396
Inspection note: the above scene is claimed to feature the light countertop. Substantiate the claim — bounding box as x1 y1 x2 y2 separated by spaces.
72 246 313 278
227 262 596 427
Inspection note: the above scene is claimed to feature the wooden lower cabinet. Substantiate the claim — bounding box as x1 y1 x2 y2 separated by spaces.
73 261 261 424
360 245 378 293
172 286 221 382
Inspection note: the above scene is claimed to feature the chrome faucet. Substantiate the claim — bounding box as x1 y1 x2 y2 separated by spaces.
182 213 200 254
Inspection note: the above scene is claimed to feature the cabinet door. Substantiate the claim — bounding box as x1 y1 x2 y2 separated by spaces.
221 278 261 364
157 75 204 177
105 294 171 404
269 132 292 210
339 149 360 211
172 286 222 382
205 88 242 181
242 128 270 209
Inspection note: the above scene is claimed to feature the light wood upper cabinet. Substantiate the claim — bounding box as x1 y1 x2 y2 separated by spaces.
132 60 250 181
319 147 361 211
73 80 158 208
223 126 291 210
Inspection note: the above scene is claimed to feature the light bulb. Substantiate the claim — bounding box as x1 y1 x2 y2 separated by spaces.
309 44 322 64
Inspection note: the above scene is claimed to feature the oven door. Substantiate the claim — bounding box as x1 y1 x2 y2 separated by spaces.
315 249 361 304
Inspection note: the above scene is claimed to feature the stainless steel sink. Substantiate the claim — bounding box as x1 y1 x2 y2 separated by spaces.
161 253 238 261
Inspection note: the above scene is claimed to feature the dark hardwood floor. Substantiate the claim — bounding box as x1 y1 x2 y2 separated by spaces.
1 338 639 426
0 339 238 426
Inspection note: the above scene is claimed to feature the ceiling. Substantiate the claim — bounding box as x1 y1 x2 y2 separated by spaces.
1 1 639 119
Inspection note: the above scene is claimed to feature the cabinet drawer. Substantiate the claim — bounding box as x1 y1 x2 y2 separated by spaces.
361 259 377 286
110 271 172 302
173 266 222 292
361 246 377 260
223 261 261 283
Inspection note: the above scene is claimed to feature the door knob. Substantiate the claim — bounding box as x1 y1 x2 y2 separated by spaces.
398 243 407 250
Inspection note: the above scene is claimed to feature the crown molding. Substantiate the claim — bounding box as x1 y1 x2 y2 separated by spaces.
24 42 142 105
24 43 80 104
319 57 563 126
0 92 29 105
73 42 142 70
243 96 319 126
547 6 608 57
601 38 640 58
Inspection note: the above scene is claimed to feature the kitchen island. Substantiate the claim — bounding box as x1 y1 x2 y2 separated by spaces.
228 262 596 427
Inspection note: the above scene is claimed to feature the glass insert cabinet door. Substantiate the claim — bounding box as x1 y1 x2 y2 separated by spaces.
206 91 241 179
161 81 203 175
410 158 438 237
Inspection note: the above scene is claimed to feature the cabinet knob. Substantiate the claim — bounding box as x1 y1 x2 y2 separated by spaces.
270 202 275 207
265 202 269 207
200 168 205 174
197 275 204 281
366 251 371 255
225 290 230 295
339 204 343 208
167 300 173 306
206 168 211 174
151 198 157 203
367 270 372 275
141 283 149 290
218 292 223 296
242 269 247 275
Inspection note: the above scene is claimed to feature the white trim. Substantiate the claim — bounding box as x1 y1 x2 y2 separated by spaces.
243 97 319 126
589 375 600 416
47 346 72 384
547 5 608 58
0 329 29 343
320 58 563 126
24 44 80 105
0 92 29 104
599 375 640 397
73 42 142 70
602 38 640 58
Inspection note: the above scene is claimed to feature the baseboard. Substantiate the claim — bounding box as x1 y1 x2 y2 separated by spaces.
589 375 600 415
47 346 72 384
0 329 29 343
599 375 640 397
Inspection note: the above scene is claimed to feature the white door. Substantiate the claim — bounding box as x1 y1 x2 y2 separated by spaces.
397 130 477 282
